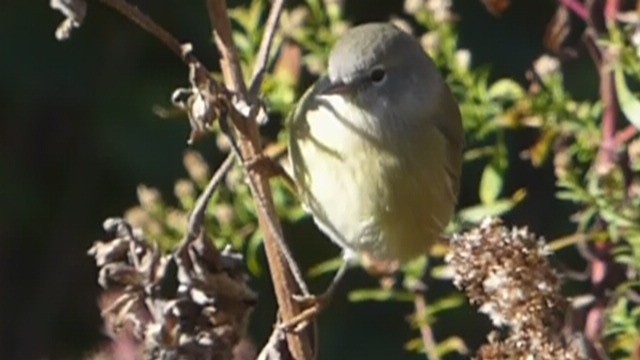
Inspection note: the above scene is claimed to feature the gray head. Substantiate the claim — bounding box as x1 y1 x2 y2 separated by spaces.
324 23 446 123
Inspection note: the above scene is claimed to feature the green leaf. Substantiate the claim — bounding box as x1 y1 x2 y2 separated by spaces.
436 336 469 358
430 264 453 280
479 162 503 205
463 146 495 162
487 79 525 100
614 66 640 129
246 230 264 277
402 255 428 279
425 295 465 316
458 189 526 223
308 256 343 277
348 288 415 302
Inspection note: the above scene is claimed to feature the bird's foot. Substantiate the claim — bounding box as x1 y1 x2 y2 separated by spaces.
278 292 333 333
279 260 350 333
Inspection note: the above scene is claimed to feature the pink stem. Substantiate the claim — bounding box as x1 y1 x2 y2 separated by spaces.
557 0 589 21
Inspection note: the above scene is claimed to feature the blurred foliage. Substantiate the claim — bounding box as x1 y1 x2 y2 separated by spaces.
45 0 640 358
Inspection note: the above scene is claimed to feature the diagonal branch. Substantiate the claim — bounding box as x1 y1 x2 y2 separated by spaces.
100 0 185 61
186 152 236 243
206 0 248 97
99 0 223 98
249 0 287 99
556 0 589 21
206 1 315 359
414 293 440 360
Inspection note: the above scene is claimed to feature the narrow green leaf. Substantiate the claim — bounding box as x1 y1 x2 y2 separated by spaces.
348 288 415 302
614 66 640 129
487 79 525 100
308 256 343 277
425 295 465 316
436 336 469 357
459 189 526 223
479 162 503 205
246 230 264 277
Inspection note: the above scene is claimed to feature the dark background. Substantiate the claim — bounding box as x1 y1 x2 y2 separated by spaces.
0 0 595 359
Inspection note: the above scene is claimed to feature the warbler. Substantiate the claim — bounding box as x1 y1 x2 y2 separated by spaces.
288 22 463 273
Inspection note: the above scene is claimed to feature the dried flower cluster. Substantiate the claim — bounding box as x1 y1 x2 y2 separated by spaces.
446 218 583 359
88 218 256 360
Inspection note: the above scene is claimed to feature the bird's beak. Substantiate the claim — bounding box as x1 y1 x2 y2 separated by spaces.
321 80 351 95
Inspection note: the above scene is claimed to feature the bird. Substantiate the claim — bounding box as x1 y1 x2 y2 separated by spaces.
287 22 464 293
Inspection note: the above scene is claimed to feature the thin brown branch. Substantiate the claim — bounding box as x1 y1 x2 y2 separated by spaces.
413 293 440 360
584 1 623 357
100 0 184 60
207 1 315 359
186 152 236 242
206 0 248 96
557 0 589 21
249 0 287 100
615 125 639 145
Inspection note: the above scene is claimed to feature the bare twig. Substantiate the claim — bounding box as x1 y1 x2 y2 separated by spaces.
186 152 236 242
413 292 440 360
557 0 589 21
100 0 184 60
99 0 222 101
206 1 315 359
615 125 639 145
249 0 287 99
206 0 248 97
582 3 624 357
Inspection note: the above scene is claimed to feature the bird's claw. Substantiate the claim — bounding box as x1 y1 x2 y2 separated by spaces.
278 292 332 333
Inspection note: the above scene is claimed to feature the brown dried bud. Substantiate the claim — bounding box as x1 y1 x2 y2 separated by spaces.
446 218 583 360
88 218 255 360
183 151 210 185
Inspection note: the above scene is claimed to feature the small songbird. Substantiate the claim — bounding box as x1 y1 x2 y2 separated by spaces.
288 22 463 279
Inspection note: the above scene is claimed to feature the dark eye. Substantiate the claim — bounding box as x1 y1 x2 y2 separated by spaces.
370 68 386 83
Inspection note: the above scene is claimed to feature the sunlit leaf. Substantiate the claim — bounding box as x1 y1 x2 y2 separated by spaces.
402 255 428 279
425 295 465 316
479 162 504 205
348 288 415 302
430 264 453 280
308 256 342 277
614 66 640 129
436 336 469 357
528 128 558 167
487 78 525 100
458 189 526 223
246 229 264 277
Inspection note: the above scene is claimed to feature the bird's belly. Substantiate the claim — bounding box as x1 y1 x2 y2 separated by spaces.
291 97 449 262
297 110 385 253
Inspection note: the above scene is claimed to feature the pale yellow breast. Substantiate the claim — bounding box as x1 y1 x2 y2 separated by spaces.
289 92 455 263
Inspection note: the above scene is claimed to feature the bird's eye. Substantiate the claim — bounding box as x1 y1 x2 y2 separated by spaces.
370 68 386 83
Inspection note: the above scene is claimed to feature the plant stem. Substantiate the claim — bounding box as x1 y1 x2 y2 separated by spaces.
557 0 589 21
206 1 315 359
414 292 440 360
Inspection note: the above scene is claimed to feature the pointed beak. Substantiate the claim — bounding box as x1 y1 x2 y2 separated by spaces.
321 80 351 95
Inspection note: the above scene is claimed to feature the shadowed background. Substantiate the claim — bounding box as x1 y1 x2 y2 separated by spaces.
0 0 592 359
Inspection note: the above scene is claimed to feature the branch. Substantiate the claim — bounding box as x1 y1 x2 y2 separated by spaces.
583 2 624 358
615 125 639 145
206 0 247 96
206 1 315 359
99 0 223 97
557 0 589 21
413 293 440 360
186 152 236 242
100 0 185 61
249 0 287 100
